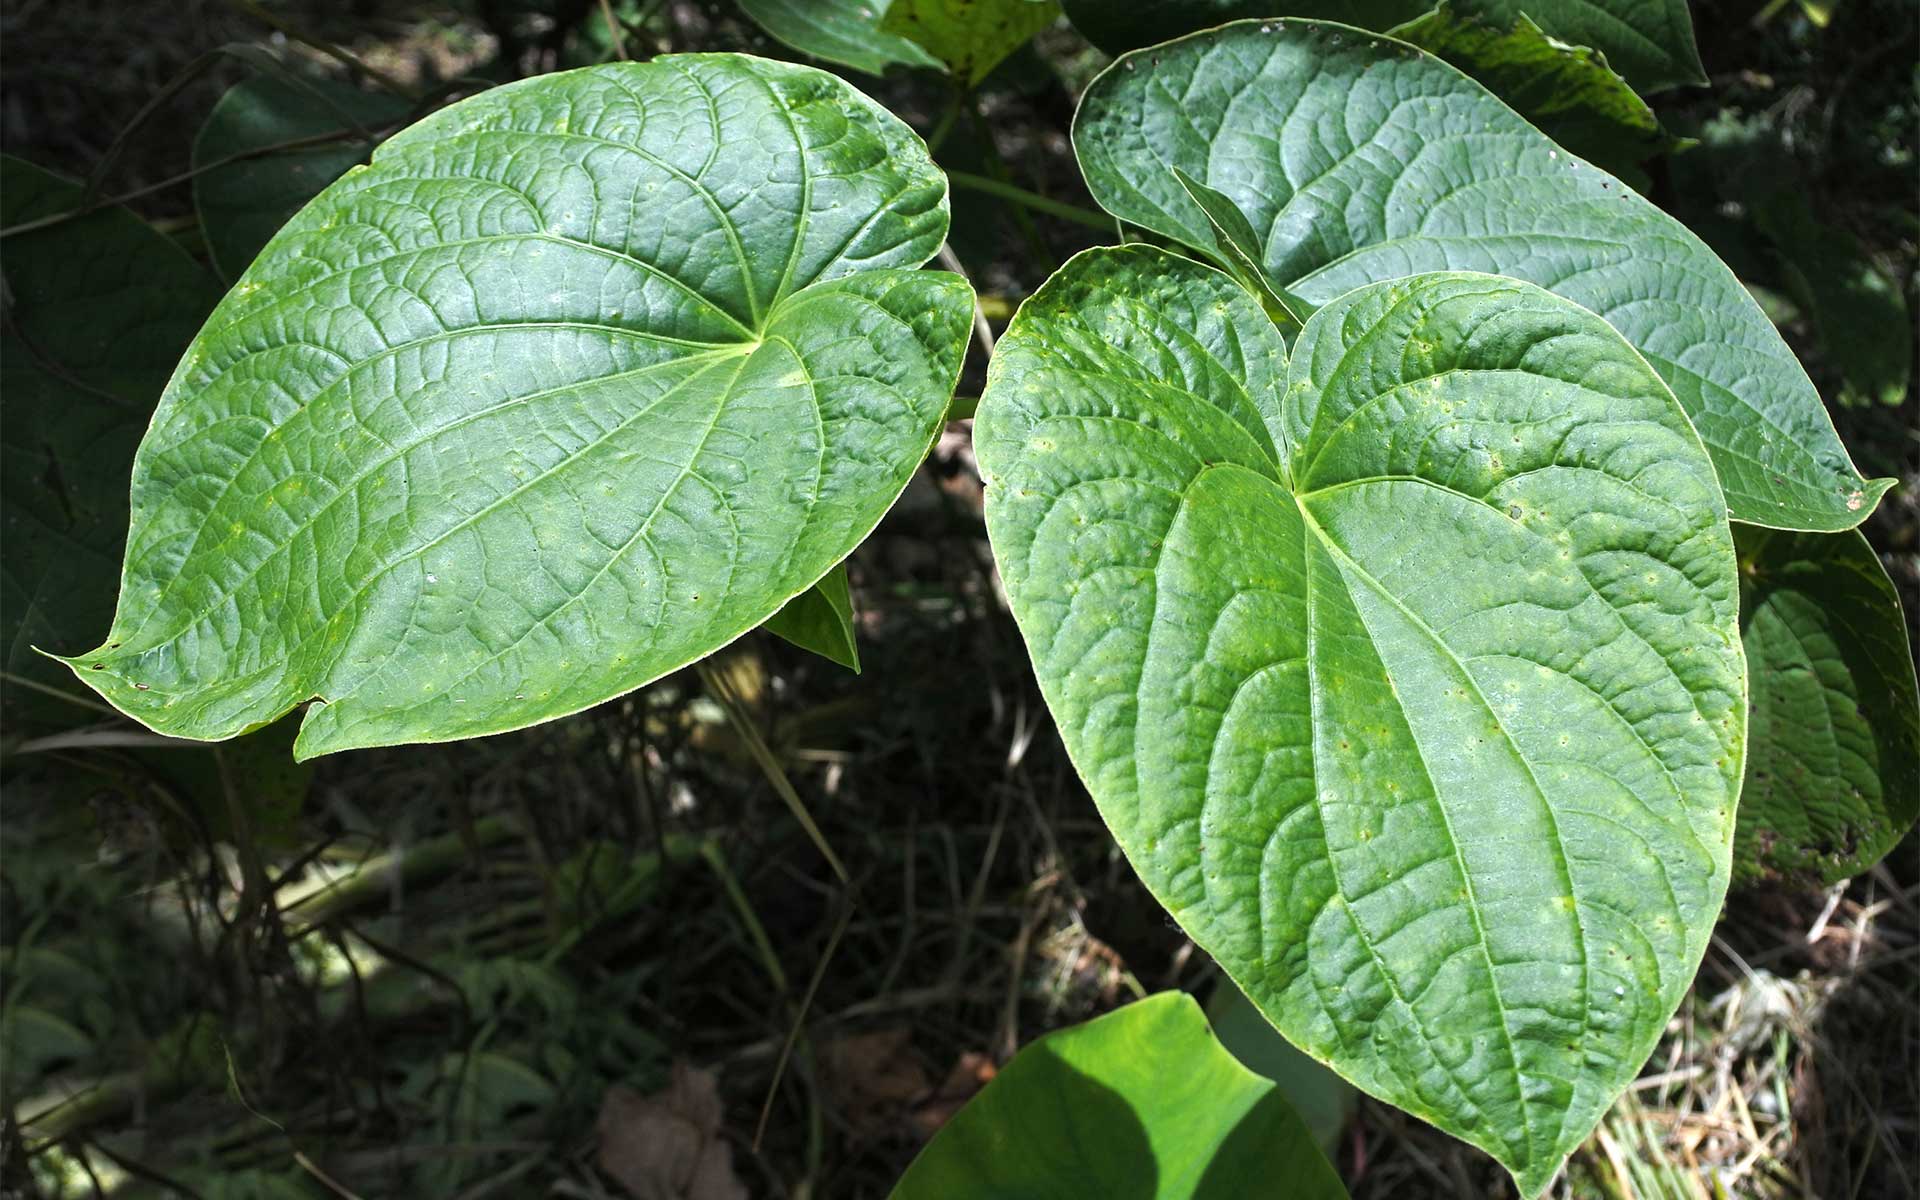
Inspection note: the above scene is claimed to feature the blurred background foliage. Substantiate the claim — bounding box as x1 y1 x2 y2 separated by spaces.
0 1 1913 1197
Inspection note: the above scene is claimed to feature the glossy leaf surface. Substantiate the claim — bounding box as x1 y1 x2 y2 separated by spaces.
893 992 1347 1199
1735 527 1918 884
1061 0 1703 92
0 157 222 727
1073 20 1890 531
192 71 409 281
61 55 971 758
976 249 1745 1195
736 0 943 74
765 562 859 671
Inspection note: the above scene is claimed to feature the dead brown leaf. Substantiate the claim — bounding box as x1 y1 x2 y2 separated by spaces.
596 1064 748 1200
907 1050 997 1139
819 1027 931 1136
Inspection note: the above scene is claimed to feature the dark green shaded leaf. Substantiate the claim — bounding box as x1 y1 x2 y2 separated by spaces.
1206 979 1357 1157
1390 5 1685 182
893 992 1347 1199
1061 0 1704 92
764 562 859 671
1060 0 1421 55
976 249 1744 1195
60 56 971 759
0 157 222 730
879 0 1062 86
1072 21 1892 531
192 71 412 282
1735 527 1919 885
737 0 944 74
1754 196 1912 410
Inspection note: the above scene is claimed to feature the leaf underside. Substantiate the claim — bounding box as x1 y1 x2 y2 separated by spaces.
976 248 1745 1195
893 992 1346 1199
765 561 860 671
1735 527 1919 885
61 54 971 758
1072 20 1890 532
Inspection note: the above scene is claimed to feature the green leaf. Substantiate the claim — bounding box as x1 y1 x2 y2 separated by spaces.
58 55 971 759
1170 167 1306 332
1735 527 1919 885
976 249 1745 1196
879 0 1062 87
0 157 223 729
737 0 945 75
1061 0 1703 93
1073 20 1891 532
764 561 860 671
892 992 1348 1199
192 70 411 282
1389 5 1686 183
1206 979 1357 1157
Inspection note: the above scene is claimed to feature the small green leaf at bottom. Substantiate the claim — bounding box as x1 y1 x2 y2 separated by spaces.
764 562 859 672
892 992 1348 1199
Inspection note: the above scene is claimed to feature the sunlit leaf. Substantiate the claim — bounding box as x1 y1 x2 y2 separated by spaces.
894 992 1347 1198
59 55 970 759
1390 5 1686 182
977 249 1744 1195
1073 20 1891 531
1206 979 1357 1157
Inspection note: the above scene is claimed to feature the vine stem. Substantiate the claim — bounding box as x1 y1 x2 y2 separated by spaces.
947 170 1115 232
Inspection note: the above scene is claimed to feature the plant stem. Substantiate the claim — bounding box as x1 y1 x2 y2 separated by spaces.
946 170 1115 232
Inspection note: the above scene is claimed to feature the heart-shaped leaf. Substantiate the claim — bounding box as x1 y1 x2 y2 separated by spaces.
0 156 222 729
892 992 1348 1199
976 248 1745 1195
57 54 971 759
1735 527 1918 885
1073 20 1891 532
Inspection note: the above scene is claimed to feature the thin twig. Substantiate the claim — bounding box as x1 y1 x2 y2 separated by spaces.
935 241 995 359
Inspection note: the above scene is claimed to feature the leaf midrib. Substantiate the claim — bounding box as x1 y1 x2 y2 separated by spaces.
108 348 757 693
1289 473 1579 1170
